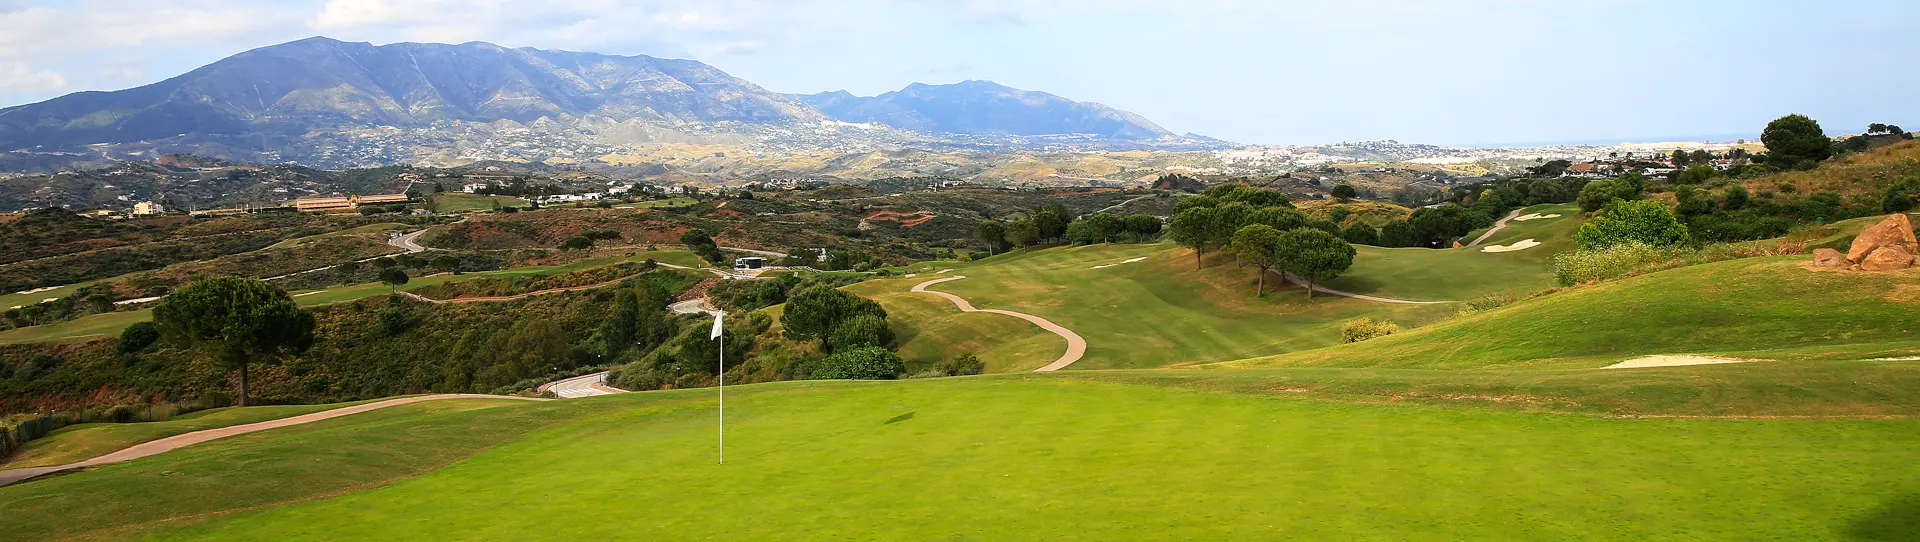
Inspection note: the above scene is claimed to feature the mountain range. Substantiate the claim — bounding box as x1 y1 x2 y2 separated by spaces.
0 37 1223 172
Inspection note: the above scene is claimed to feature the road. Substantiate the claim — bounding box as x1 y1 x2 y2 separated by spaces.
910 276 1087 371
388 229 430 253
538 372 626 398
0 394 549 488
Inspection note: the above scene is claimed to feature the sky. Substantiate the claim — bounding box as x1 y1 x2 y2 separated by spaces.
1 0 1916 146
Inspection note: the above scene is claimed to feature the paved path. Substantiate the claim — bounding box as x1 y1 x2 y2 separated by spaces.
1468 209 1524 246
538 372 627 398
388 229 430 253
0 394 547 487
1280 272 1452 305
910 276 1087 371
670 298 721 316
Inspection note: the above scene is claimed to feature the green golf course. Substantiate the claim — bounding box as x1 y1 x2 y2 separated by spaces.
4 377 1917 540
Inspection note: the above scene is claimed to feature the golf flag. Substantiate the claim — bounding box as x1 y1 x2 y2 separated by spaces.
710 311 724 339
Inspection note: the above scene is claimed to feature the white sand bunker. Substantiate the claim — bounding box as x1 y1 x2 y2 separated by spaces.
1871 356 1920 361
1090 257 1149 270
1513 213 1562 222
1605 355 1758 369
291 291 322 297
1481 239 1540 252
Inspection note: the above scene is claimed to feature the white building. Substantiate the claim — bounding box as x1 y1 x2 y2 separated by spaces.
132 201 165 216
461 183 490 193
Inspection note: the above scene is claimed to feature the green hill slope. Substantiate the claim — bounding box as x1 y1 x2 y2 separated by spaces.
1233 255 1920 369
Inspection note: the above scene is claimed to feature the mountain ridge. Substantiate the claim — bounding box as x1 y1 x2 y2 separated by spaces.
0 37 1221 172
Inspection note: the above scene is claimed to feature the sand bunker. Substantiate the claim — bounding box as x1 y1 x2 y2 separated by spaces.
1871 356 1920 361
1481 239 1541 252
14 285 61 295
1605 355 1757 369
1513 213 1562 222
1090 257 1149 270
291 291 322 298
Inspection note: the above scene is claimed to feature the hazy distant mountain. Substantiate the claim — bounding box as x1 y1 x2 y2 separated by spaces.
0 37 820 151
0 38 1222 173
791 81 1176 140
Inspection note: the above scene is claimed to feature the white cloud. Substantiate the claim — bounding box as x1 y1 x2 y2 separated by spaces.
0 61 67 93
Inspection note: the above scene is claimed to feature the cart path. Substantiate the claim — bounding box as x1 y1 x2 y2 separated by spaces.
1468 209 1525 246
538 371 627 398
0 394 547 487
910 276 1087 371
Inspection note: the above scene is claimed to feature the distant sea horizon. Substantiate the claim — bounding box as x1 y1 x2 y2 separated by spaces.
1448 133 1760 148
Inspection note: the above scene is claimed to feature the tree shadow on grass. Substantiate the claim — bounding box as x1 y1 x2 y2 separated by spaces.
1847 493 1920 541
1319 275 1388 295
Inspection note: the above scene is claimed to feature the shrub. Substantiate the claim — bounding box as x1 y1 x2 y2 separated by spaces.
118 321 160 354
1575 200 1689 249
1340 318 1399 343
933 353 985 377
811 347 905 380
1455 292 1516 317
827 314 894 352
1551 242 1675 285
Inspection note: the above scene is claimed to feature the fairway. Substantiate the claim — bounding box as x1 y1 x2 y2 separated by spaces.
874 243 1469 369
1242 256 1920 369
7 378 1916 540
844 276 1065 372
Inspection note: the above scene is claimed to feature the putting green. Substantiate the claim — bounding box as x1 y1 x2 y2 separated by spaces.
5 378 1910 540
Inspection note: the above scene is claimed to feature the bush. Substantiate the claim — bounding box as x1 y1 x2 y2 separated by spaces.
827 314 894 352
118 321 160 354
1551 242 1675 285
933 353 985 377
1575 200 1689 249
1340 318 1399 343
1455 292 1516 317
811 347 905 380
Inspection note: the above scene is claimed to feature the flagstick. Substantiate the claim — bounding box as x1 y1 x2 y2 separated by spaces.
717 311 725 465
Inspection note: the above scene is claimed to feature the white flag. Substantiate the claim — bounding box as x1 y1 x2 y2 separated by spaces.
710 311 724 340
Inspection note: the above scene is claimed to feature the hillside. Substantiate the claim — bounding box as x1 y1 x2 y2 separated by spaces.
1232 255 1920 369
0 37 823 156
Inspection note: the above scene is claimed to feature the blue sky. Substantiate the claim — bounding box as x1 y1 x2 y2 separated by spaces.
1 0 1915 146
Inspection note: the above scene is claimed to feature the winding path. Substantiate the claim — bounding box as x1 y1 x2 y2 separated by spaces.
1467 209 1524 246
538 372 627 398
910 276 1087 371
0 394 548 488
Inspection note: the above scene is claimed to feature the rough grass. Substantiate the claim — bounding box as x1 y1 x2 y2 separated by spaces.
1235 256 1920 370
844 277 1064 373
430 193 527 212
5 378 1912 540
1 399 388 468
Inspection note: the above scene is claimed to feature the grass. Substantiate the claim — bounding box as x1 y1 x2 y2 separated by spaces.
1 399 389 468
429 193 527 212
1236 256 1920 370
0 279 107 311
0 249 703 344
843 276 1064 372
266 223 409 250
1466 202 1585 259
613 197 697 209
1320 244 1557 301
5 378 1917 540
877 242 1552 369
